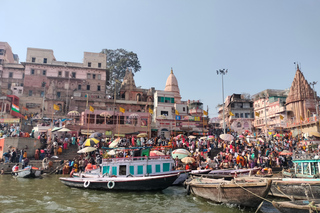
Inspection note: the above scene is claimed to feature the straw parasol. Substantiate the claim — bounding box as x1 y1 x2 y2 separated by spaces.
181 157 195 164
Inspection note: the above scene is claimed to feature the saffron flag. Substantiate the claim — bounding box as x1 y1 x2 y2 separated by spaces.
24 115 28 120
119 107 125 113
149 108 153 114
300 115 304 121
175 110 179 115
280 115 284 120
255 112 260 117
229 111 234 116
11 104 19 113
89 106 94 112
203 110 208 116
22 106 28 111
53 104 60 111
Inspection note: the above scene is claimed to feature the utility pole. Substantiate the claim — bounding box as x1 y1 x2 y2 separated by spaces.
216 69 228 134
41 81 46 119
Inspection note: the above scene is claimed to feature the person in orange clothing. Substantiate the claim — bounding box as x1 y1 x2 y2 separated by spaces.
185 164 190 170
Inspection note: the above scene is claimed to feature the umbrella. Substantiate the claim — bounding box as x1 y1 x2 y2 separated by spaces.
181 157 195 164
200 136 207 140
207 135 214 139
176 134 184 138
309 132 320 138
68 110 80 116
89 132 102 138
238 135 245 138
171 149 191 159
84 138 100 147
109 138 121 148
257 138 265 142
58 127 71 132
129 113 140 118
150 150 165 156
188 135 196 139
278 150 293 155
51 127 62 132
77 147 97 153
100 111 112 117
220 134 234 141
137 133 148 138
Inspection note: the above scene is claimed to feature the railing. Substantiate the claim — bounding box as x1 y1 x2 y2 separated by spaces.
102 155 172 163
292 152 320 161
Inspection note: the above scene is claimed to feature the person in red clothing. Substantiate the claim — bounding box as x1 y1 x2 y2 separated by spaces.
185 164 190 170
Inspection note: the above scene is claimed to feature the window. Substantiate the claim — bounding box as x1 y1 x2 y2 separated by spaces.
9 72 13 78
40 91 44 97
42 70 46 76
87 85 90 90
32 57 36 62
97 74 101 80
31 69 35 75
78 85 81 90
8 83 11 89
97 85 101 91
88 62 91 67
245 113 250 118
98 63 101 68
87 73 91 79
160 111 168 116
28 90 33 96
65 71 69 78
71 72 76 78
58 71 62 77
240 113 244 118
183 107 186 111
92 74 96 79
0 59 3 64
43 58 47 63
235 113 239 118
0 49 4 55
22 74 24 79
57 92 61 98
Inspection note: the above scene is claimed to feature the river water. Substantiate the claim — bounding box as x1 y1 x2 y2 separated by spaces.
0 174 281 213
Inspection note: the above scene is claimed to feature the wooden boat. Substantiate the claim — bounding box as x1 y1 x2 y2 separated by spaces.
12 166 42 178
60 173 179 191
282 153 320 179
185 177 272 208
272 199 320 213
208 168 260 179
173 169 212 185
270 178 320 200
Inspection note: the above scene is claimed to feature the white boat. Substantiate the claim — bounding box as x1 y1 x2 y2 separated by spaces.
12 166 42 178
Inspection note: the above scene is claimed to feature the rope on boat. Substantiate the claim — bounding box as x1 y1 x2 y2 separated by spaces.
275 182 294 201
233 181 272 204
308 201 318 213
302 183 315 199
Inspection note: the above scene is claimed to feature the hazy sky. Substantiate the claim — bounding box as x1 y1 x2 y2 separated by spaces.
2 0 320 117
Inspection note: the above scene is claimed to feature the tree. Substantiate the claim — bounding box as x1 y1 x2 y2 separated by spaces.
101 49 141 97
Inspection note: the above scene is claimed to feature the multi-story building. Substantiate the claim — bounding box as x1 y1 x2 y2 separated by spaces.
252 89 288 134
20 48 108 117
225 94 254 133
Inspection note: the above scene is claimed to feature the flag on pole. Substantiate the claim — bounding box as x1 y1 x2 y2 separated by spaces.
203 110 208 116
119 107 125 113
255 112 260 117
149 108 153 114
280 115 284 120
89 106 94 112
53 104 60 111
175 110 179 115
229 111 234 116
300 115 304 121
22 106 28 111
11 103 19 113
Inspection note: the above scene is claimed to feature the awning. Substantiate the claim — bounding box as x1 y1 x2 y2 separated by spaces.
10 110 24 119
151 129 158 132
161 128 169 132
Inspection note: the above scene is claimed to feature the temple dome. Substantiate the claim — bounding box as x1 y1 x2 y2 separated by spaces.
165 68 181 103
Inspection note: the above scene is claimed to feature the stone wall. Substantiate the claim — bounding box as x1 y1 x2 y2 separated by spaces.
3 137 42 158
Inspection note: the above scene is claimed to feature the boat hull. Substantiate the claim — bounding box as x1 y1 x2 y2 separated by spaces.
187 179 272 208
272 200 320 213
12 168 42 178
270 179 320 200
60 173 179 191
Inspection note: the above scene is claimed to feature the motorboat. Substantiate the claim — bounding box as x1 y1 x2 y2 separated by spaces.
12 166 42 178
